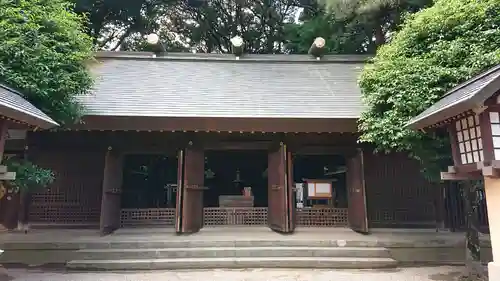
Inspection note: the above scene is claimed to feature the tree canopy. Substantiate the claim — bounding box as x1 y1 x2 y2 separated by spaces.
0 0 94 124
73 0 430 54
358 0 500 179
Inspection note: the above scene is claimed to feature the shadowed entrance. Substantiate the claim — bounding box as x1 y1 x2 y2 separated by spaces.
204 150 268 207
202 150 269 227
121 154 178 209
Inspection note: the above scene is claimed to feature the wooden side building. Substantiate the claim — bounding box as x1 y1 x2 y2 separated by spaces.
8 52 444 234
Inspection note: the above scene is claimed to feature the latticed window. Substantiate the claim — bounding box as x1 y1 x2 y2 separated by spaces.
490 111 500 160
455 115 483 164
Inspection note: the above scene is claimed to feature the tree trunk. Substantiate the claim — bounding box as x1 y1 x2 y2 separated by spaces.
462 181 486 279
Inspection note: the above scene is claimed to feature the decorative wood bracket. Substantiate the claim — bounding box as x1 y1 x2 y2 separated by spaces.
440 165 482 181
480 160 500 178
185 185 209 190
441 161 500 180
0 165 15 181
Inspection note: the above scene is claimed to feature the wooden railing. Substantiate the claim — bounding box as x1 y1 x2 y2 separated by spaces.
120 208 176 227
297 208 348 227
31 206 349 228
204 207 268 226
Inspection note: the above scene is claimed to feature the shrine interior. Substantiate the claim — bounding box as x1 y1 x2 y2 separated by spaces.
204 150 268 207
293 154 348 208
121 154 178 209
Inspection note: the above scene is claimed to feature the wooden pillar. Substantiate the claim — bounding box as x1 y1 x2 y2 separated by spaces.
99 147 123 235
0 120 8 232
17 145 31 232
484 176 500 279
346 148 369 233
0 120 7 161
434 182 446 231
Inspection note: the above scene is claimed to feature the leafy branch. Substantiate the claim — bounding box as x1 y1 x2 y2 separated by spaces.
3 157 55 193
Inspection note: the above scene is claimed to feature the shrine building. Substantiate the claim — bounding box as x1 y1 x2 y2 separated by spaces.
4 51 464 234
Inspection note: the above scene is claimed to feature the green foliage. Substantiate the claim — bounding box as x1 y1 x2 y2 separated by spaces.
284 12 372 54
73 0 176 50
3 157 55 193
79 0 430 54
358 0 500 180
0 0 95 125
320 0 433 51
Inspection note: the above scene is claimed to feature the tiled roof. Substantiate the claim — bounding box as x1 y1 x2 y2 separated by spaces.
407 64 500 129
78 52 367 119
0 84 58 129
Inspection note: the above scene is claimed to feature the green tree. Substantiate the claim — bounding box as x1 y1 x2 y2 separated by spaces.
358 0 499 278
321 0 432 52
0 0 94 125
73 0 177 50
283 10 371 54
358 0 500 175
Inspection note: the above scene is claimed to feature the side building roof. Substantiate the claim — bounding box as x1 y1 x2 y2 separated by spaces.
0 84 58 129
407 64 500 129
78 52 368 120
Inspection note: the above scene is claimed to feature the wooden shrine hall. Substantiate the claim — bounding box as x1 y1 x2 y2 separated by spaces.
7 52 445 235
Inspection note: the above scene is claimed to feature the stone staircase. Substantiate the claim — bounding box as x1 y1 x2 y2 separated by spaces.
66 241 397 270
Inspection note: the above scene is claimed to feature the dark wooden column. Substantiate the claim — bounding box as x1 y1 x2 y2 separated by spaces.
0 120 8 231
175 146 205 234
347 148 369 233
0 119 9 162
267 142 295 233
18 145 32 232
0 120 17 231
99 147 123 235
434 182 446 231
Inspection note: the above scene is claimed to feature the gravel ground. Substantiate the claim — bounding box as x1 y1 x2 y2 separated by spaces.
0 267 467 281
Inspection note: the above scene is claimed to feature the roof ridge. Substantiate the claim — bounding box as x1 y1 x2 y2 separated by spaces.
95 51 371 63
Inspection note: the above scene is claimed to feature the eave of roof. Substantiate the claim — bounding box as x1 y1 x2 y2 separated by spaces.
406 64 500 130
0 84 59 129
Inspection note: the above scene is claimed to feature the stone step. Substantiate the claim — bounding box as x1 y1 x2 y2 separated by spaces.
5 237 460 251
75 246 391 259
73 239 381 250
67 256 398 270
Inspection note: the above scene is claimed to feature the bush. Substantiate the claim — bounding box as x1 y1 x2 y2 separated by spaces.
0 0 95 125
358 0 500 179
3 157 54 193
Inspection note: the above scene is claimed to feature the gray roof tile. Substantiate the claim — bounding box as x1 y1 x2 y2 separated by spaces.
408 64 500 129
0 84 58 129
79 53 366 119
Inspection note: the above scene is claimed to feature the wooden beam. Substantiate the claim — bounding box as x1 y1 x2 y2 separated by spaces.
0 172 16 181
482 166 500 177
491 160 500 169
450 163 482 174
293 145 357 156
203 141 272 150
441 171 482 181
447 166 457 173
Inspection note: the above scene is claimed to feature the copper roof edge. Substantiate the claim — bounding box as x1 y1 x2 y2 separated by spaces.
94 51 371 63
